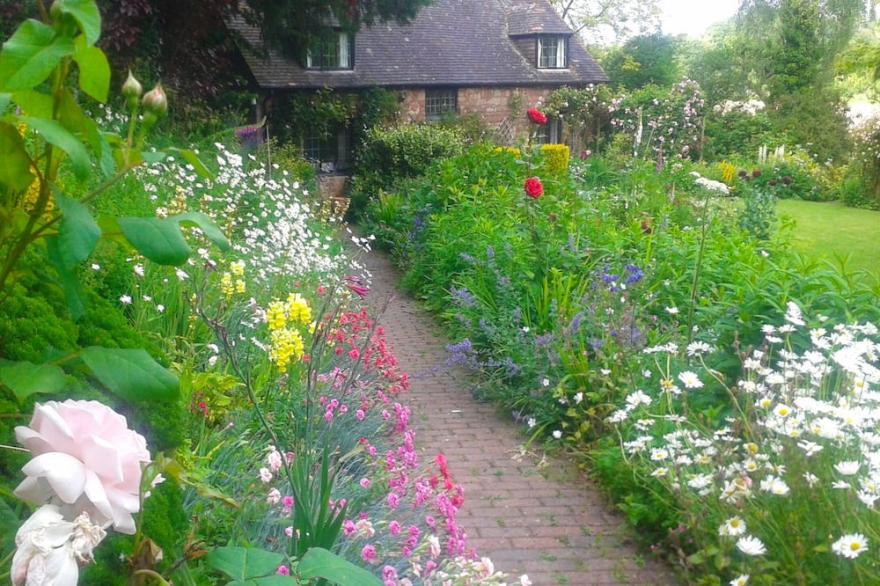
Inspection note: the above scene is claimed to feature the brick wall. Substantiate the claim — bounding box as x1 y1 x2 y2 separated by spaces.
397 86 554 143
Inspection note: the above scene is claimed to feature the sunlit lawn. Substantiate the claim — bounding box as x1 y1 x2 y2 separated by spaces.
777 200 880 278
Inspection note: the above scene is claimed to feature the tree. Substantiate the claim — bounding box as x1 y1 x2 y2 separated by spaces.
550 0 661 45
601 33 681 89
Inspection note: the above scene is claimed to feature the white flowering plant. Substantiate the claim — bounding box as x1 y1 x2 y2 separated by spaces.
608 302 880 583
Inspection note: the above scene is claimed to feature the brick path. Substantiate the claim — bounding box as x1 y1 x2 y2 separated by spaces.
365 250 676 586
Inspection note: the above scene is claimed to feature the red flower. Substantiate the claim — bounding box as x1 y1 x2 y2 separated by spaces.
527 108 548 125
524 177 544 199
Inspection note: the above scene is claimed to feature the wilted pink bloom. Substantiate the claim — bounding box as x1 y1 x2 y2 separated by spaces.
344 275 369 299
360 478 371 489
356 409 366 421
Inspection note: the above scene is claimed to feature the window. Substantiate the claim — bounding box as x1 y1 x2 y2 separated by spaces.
534 117 563 145
425 89 458 121
306 31 353 70
303 127 351 171
538 36 568 69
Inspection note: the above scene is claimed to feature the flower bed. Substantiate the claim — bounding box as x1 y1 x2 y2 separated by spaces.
362 108 880 583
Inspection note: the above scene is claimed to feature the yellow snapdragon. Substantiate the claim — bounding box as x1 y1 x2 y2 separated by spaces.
266 301 288 331
286 293 311 326
270 328 304 373
220 273 235 298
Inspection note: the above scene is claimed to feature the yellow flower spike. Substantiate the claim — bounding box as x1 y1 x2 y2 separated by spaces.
230 261 246 277
270 328 304 373
286 293 311 326
266 301 288 331
235 279 246 294
220 273 234 298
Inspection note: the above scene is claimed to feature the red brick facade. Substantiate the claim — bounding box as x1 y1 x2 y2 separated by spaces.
398 87 557 143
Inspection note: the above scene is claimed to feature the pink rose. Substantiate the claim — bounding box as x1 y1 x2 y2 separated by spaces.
14 400 151 534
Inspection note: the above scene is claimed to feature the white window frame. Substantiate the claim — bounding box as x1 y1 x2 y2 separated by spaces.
537 36 568 69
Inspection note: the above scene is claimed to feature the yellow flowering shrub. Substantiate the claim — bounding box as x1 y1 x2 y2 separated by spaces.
540 144 570 175
493 146 521 159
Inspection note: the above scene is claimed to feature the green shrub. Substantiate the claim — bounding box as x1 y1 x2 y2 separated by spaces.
704 110 775 160
350 124 466 215
738 186 777 240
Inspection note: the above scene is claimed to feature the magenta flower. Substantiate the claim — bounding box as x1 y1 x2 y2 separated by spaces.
386 493 400 509
356 409 366 421
361 544 377 564
276 565 290 576
389 520 401 535
360 478 372 489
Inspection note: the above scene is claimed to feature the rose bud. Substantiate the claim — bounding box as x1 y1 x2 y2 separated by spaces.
142 83 168 116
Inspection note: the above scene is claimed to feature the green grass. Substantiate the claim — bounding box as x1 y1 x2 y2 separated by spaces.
777 200 880 278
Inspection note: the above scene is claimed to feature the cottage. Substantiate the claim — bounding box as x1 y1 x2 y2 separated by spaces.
229 0 607 172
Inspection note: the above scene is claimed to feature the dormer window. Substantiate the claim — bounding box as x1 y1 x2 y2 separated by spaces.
537 36 568 69
306 31 353 70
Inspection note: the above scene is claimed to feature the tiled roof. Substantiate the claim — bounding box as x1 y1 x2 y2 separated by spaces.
504 0 572 35
230 0 608 89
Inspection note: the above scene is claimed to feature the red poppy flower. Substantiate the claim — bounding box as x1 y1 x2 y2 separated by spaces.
524 177 544 199
527 108 548 125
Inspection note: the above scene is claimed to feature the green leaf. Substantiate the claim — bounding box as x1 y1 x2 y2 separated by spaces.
118 216 191 266
55 194 100 269
206 547 285 581
168 147 215 180
252 577 298 585
176 212 230 251
0 497 20 557
56 90 115 176
46 235 86 319
0 122 35 192
80 347 179 402
20 116 90 179
0 92 10 113
0 360 67 402
73 35 109 102
298 548 382 586
55 0 101 46
0 20 74 92
11 90 54 118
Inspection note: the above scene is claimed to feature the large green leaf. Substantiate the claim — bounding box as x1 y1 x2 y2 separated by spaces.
206 547 286 581
167 148 215 180
57 90 115 176
0 498 20 557
118 216 191 266
0 122 35 192
73 35 108 102
0 92 10 113
20 116 90 179
80 347 179 402
176 212 231 251
118 213 229 265
298 548 382 586
55 194 100 269
55 0 101 46
0 360 67 403
0 20 74 92
11 90 54 118
46 235 86 319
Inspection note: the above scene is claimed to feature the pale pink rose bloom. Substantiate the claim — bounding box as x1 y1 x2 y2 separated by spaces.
14 400 151 534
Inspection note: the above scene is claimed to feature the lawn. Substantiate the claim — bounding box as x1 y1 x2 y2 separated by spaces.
777 199 880 278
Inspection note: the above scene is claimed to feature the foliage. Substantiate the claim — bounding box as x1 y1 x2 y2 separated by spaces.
544 84 620 154
601 33 682 89
704 110 774 161
850 115 880 208
738 186 777 239
549 0 661 45
350 124 466 214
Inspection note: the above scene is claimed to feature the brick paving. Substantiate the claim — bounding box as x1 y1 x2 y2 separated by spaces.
365 250 677 586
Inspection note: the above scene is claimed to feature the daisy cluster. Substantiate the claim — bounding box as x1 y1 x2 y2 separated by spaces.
138 142 365 283
609 302 880 581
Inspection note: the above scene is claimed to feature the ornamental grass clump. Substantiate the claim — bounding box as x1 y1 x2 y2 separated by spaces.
608 303 880 583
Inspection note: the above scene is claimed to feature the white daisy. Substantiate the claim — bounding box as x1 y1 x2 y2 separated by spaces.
730 575 749 586
736 535 767 556
678 371 704 389
832 534 868 559
718 516 747 537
